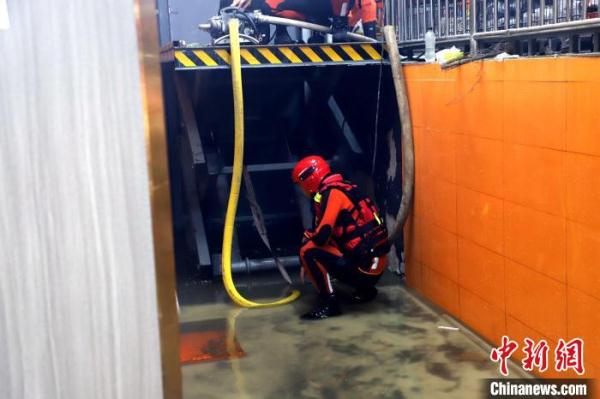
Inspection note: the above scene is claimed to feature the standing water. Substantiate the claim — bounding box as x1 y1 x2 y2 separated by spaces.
178 273 528 398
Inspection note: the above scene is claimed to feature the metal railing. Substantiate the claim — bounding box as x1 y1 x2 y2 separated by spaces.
385 0 600 50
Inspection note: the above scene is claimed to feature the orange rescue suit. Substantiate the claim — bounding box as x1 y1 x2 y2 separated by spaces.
265 0 378 25
300 174 389 294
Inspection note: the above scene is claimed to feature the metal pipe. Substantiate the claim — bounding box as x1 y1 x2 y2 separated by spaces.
528 0 533 25
516 0 521 27
416 0 421 37
225 256 301 274
484 0 488 31
542 0 546 23
438 0 443 35
454 0 458 33
494 0 498 30
417 0 421 38
385 0 391 26
402 0 410 40
397 0 402 40
431 0 435 30
399 0 403 40
418 0 421 38
399 0 404 41
471 0 479 51
399 33 471 45
411 0 415 39
463 0 467 33
252 14 378 42
473 15 600 37
423 0 427 35
446 0 450 35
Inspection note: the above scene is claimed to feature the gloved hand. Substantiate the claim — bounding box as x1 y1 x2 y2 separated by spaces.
231 0 252 10
301 230 314 246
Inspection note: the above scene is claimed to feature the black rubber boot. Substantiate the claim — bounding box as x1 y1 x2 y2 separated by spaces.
352 286 378 303
301 293 342 320
332 16 350 43
274 25 295 45
362 21 377 39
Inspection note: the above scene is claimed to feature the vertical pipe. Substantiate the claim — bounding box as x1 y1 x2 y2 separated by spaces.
483 0 488 30
417 0 420 38
438 0 443 34
446 0 450 35
567 0 571 21
394 0 398 26
431 0 435 30
397 0 402 40
408 0 412 39
396 0 401 41
553 0 558 22
541 0 546 23
416 0 419 38
494 0 498 29
423 0 427 35
408 0 411 39
471 0 478 53
410 0 414 39
399 0 404 41
463 0 467 32
386 0 391 31
516 0 521 25
416 0 419 39
403 0 407 40
418 0 422 36
454 0 458 34
528 0 532 25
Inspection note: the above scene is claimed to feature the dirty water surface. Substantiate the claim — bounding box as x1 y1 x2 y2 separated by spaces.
178 273 517 399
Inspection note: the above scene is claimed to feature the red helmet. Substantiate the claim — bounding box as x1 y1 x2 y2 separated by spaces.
292 155 331 196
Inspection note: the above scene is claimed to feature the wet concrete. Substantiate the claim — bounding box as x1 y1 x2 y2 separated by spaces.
179 273 519 399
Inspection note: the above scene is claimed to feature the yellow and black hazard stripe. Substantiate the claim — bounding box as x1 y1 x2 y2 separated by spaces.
173 43 387 69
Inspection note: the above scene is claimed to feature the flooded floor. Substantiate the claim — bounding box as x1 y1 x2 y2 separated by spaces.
178 272 521 399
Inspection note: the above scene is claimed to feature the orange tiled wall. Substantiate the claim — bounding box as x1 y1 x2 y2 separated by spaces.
403 57 600 379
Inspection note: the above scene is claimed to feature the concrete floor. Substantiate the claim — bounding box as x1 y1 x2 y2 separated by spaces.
178 272 520 399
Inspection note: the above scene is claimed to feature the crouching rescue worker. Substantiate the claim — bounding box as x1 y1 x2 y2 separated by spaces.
292 156 390 320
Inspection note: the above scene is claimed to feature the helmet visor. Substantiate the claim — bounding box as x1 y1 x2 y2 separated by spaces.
298 165 316 182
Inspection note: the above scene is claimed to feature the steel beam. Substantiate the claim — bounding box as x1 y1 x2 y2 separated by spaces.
174 75 211 270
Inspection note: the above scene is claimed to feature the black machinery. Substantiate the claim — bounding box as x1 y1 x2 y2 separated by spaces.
160 13 403 282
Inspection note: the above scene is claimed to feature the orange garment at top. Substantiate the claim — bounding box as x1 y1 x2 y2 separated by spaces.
265 0 379 27
330 0 378 25
264 0 307 20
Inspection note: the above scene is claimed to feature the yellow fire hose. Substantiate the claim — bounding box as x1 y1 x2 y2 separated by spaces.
221 18 301 308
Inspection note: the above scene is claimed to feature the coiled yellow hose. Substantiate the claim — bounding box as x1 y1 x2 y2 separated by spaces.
221 18 301 308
